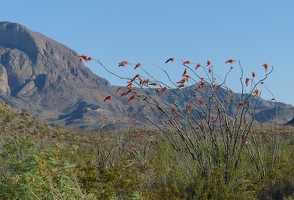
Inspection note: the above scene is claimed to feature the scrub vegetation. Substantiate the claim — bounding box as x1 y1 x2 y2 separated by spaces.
0 57 294 199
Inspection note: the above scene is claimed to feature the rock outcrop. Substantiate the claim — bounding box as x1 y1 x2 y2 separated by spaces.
0 64 10 94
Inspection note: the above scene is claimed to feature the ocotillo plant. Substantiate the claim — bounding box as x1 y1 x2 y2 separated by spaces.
79 54 282 189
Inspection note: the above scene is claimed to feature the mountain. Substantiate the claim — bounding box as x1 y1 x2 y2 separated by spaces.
0 21 293 129
0 21 132 129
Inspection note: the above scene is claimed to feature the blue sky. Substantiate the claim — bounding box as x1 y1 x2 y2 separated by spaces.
1 1 294 105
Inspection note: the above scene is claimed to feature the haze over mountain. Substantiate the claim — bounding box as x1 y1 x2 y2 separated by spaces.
0 21 293 130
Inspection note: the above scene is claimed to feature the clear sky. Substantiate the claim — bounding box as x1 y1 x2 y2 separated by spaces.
1 1 294 106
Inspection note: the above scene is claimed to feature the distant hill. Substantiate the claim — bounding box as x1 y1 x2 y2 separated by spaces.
0 21 293 129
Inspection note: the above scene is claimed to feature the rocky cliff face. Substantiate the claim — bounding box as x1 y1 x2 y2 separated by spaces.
0 64 10 94
0 21 127 129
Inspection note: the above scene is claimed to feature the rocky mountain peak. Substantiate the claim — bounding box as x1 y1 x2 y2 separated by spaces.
0 21 118 129
0 21 38 62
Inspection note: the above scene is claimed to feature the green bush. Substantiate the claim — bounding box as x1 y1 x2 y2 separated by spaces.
0 135 82 199
75 161 143 199
257 143 294 199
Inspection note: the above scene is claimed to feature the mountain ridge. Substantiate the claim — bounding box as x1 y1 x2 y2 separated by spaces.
0 21 293 129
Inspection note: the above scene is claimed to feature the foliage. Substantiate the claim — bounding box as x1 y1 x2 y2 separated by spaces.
0 134 82 199
75 162 142 199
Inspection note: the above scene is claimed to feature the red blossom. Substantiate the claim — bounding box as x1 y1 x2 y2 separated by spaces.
253 89 259 95
161 87 167 94
104 95 111 102
118 60 128 67
245 78 250 87
120 92 127 97
173 113 181 120
225 59 234 64
195 63 201 70
78 54 92 65
183 60 190 65
187 104 193 112
165 57 174 63
155 89 161 93
263 63 268 72
134 63 141 69
128 95 136 102
197 99 204 104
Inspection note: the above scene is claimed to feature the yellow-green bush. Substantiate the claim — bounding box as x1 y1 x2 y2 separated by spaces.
75 162 143 199
0 135 82 199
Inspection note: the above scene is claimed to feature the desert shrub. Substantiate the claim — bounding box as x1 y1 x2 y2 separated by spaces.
143 139 189 199
146 139 260 200
257 143 294 199
0 134 82 199
75 161 143 199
